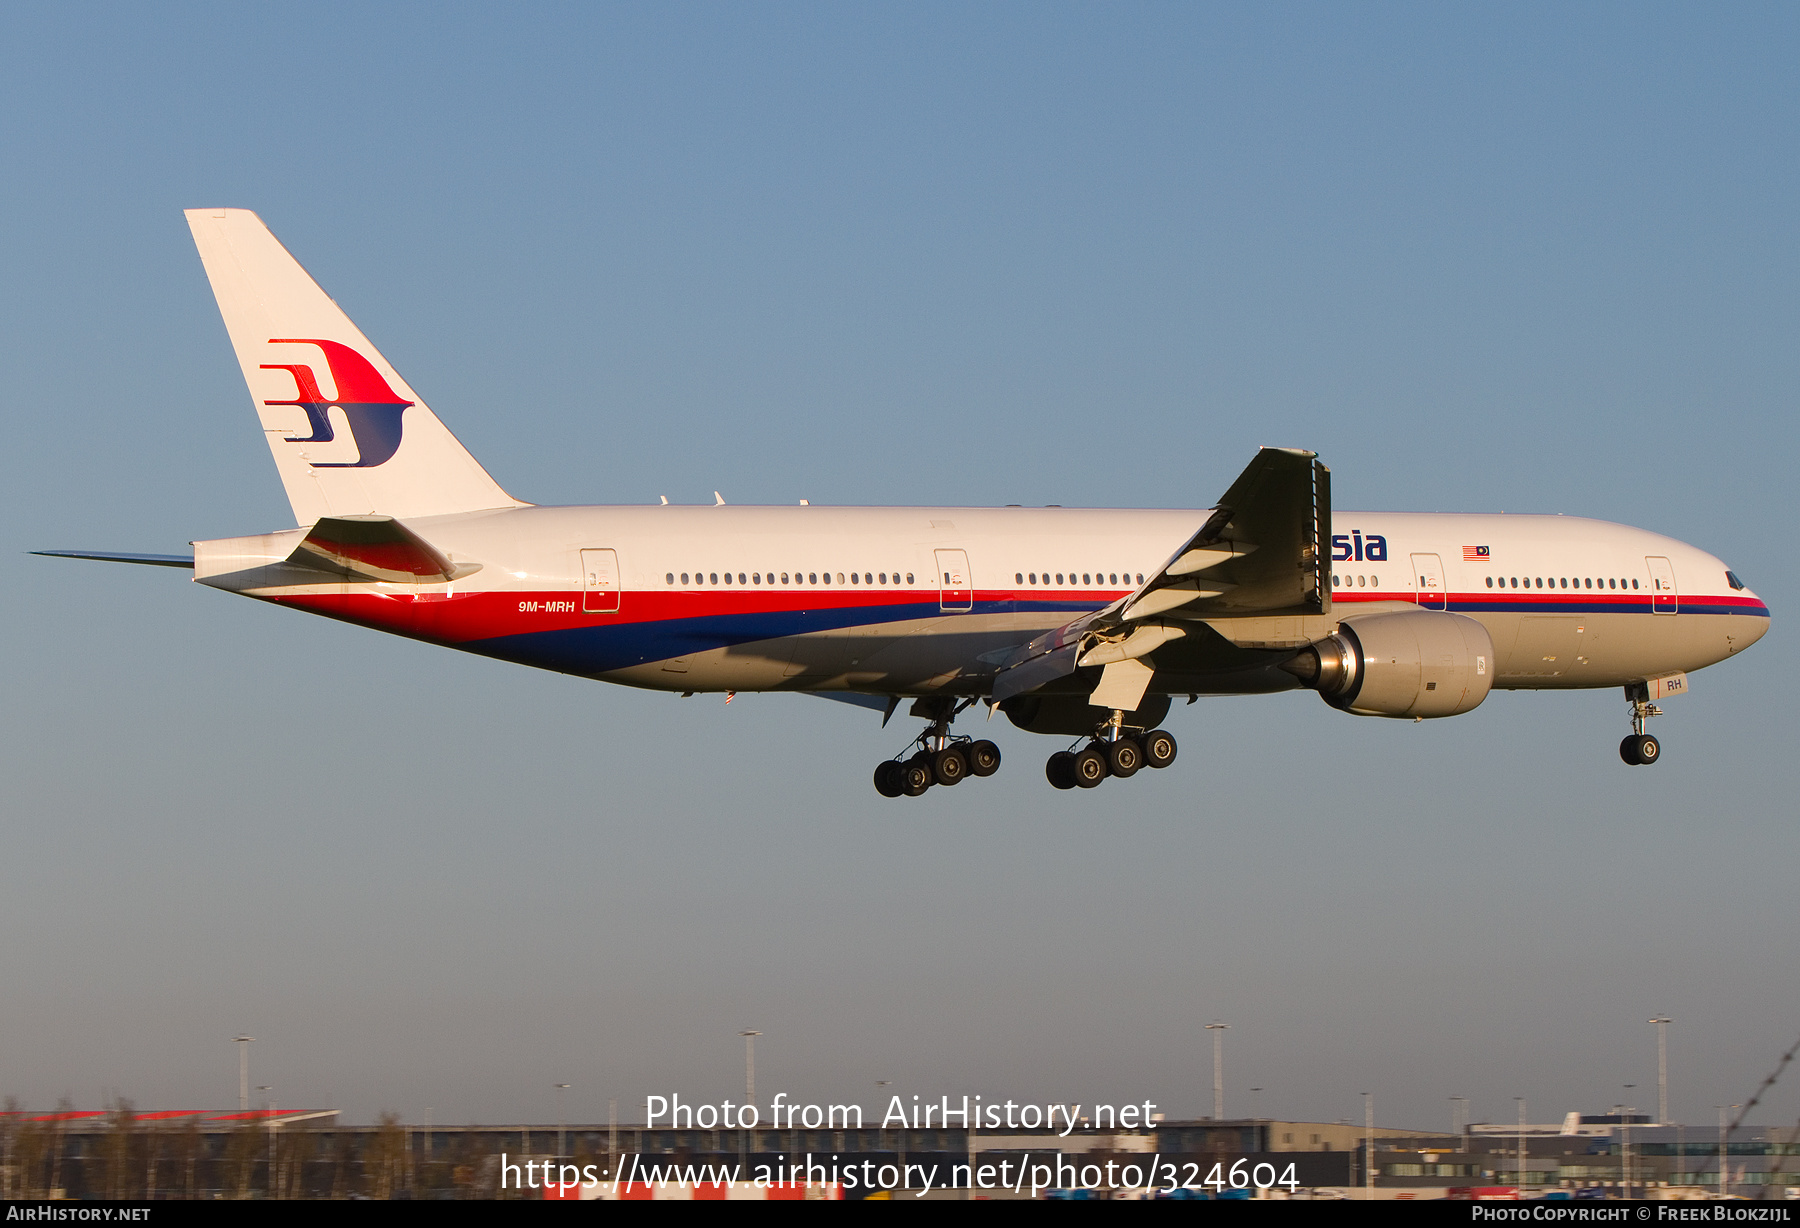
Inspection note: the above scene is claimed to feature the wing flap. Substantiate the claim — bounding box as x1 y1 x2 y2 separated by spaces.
990 447 1331 704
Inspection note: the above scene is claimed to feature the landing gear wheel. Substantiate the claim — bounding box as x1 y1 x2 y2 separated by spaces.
1105 737 1143 778
873 760 904 797
1072 746 1108 788
1142 729 1178 769
1046 751 1077 790
1620 734 1660 766
931 746 969 787
1619 735 1641 766
966 740 1002 777
900 756 934 796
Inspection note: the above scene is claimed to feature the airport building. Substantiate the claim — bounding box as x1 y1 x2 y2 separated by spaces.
5 1108 1793 1199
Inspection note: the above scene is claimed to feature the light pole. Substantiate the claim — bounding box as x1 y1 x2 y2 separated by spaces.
1361 1092 1374 1197
1649 1017 1671 1124
1515 1098 1527 1193
1718 1104 1739 1197
257 1087 274 1197
740 1032 761 1113
233 1036 254 1111
555 1084 571 1159
1249 1088 1264 1150
1622 1086 1635 1197
1450 1096 1468 1137
1204 1023 1228 1120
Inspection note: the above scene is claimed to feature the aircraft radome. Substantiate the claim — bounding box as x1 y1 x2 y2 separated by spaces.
36 210 1771 795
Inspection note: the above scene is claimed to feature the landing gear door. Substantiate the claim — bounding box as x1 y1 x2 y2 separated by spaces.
1646 556 1678 614
1411 552 1446 611
581 548 620 614
935 549 973 613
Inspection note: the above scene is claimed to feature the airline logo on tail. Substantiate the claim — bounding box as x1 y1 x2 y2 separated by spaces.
259 338 414 468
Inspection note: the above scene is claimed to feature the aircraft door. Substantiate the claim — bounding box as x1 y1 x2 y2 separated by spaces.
1411 552 1446 611
581 548 620 613
1646 556 1678 614
935 549 973 612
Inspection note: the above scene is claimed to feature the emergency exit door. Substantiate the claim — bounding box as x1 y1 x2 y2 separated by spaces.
1411 553 1446 611
935 549 972 612
581 548 620 613
1645 556 1678 615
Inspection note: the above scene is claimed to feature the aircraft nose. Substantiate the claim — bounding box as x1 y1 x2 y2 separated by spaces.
1732 594 1770 652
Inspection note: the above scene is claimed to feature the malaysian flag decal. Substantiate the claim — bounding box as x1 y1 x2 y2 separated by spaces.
1463 545 1490 561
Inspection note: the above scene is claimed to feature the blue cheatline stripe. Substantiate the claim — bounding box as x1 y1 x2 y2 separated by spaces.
465 599 964 674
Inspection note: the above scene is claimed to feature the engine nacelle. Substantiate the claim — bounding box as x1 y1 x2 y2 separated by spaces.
1001 693 1171 736
1281 611 1494 719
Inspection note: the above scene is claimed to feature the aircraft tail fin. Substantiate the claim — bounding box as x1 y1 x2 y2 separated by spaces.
185 209 524 526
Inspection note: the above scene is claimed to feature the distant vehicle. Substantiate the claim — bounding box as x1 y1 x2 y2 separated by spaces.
39 211 1770 791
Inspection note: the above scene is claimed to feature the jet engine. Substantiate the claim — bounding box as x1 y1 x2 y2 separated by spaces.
1280 611 1494 719
1001 693 1172 736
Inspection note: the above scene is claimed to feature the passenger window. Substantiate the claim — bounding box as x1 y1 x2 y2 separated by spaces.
865 573 873 585
752 573 761 584
1631 579 1639 589
808 573 817 584
1029 573 1037 584
1081 573 1090 585
1109 573 1118 585
1332 575 1340 587
1370 574 1378 587
1356 575 1365 587
836 572 845 584
850 572 859 584
906 573 914 584
681 573 690 584
1136 574 1144 584
1485 577 1493 588
880 573 888 584
1056 574 1064 585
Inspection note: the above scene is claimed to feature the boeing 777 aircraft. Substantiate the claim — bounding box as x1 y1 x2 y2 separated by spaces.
37 210 1771 795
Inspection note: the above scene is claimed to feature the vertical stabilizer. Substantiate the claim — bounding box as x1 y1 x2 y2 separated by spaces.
185 208 524 525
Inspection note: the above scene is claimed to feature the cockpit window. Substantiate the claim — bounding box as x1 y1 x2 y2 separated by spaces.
1726 570 1746 591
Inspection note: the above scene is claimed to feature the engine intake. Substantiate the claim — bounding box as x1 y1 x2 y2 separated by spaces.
1281 611 1494 719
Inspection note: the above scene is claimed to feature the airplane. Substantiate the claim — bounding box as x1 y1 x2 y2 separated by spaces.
35 209 1771 796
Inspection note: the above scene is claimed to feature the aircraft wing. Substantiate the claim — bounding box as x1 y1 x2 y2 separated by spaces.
990 447 1331 708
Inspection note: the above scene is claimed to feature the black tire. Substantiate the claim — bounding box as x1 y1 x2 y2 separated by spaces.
1106 737 1143 778
1046 751 1077 790
1142 728 1178 769
1072 746 1108 788
931 746 968 787
1619 735 1641 765
1635 734 1660 765
967 739 1002 777
873 760 904 798
901 756 934 796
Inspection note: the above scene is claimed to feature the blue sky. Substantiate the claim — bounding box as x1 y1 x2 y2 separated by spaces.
2 3 1796 1129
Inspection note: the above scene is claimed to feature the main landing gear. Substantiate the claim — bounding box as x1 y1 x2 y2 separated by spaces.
872 697 1003 798
1045 715 1177 790
1619 683 1663 766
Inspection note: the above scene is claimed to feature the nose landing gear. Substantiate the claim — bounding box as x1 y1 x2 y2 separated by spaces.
1619 683 1663 766
872 697 1003 798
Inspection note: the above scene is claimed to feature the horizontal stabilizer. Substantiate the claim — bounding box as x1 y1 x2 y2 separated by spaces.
32 550 193 569
287 516 477 584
